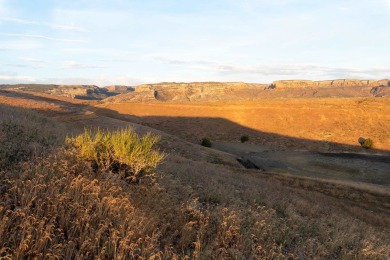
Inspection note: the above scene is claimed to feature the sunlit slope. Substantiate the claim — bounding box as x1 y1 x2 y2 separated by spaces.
100 98 390 151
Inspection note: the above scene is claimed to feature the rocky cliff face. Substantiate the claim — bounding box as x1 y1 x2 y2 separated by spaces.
272 79 390 89
4 79 389 102
107 79 390 103
108 82 268 102
48 85 109 100
104 85 134 92
370 86 390 97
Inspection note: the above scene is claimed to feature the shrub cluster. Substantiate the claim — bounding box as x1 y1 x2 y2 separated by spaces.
361 138 373 149
201 138 212 147
240 135 249 143
66 127 164 182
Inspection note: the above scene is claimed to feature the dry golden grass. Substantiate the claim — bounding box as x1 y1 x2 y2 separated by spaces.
3 149 388 259
0 96 389 258
98 98 390 152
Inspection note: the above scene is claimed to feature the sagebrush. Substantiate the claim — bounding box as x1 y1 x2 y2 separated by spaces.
240 135 249 143
66 127 165 182
201 138 212 147
362 138 373 149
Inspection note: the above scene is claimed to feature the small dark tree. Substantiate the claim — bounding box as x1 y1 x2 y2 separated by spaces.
201 138 212 147
240 135 249 143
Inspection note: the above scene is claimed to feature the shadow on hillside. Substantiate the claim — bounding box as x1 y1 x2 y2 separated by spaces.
94 108 390 155
0 89 87 114
1 89 389 156
94 108 390 187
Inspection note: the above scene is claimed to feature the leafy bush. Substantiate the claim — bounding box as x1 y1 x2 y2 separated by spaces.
201 138 212 147
66 127 164 182
240 135 249 143
361 138 373 149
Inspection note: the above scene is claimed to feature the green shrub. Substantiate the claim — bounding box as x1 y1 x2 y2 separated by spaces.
66 127 164 182
240 135 249 143
201 138 212 147
361 138 373 149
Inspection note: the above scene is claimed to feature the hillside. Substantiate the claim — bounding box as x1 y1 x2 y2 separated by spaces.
0 81 389 258
99 97 390 152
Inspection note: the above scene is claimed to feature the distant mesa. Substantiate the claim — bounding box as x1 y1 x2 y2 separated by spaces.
107 82 267 102
271 79 390 89
106 79 390 103
48 85 105 100
50 85 135 100
1 79 389 101
0 84 134 100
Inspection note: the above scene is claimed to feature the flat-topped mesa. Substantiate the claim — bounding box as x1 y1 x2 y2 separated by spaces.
271 79 390 89
135 82 259 91
108 82 268 102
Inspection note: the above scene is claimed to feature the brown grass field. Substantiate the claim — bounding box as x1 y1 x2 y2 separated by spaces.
0 90 390 258
99 98 390 152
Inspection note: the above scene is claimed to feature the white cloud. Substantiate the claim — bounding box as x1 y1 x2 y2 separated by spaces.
0 0 7 15
0 74 37 83
19 57 47 64
1 33 84 42
62 60 107 69
0 40 44 50
154 56 217 66
0 17 39 24
39 75 145 86
0 69 146 86
154 56 390 80
380 0 390 7
216 64 390 79
0 17 87 32
2 63 43 69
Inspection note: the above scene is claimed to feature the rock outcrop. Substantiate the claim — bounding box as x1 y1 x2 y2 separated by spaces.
370 86 390 97
272 79 389 89
48 85 108 100
104 85 134 92
3 79 389 102
108 82 268 102
106 79 390 103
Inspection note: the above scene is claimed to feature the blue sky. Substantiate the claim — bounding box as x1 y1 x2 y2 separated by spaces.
0 0 389 86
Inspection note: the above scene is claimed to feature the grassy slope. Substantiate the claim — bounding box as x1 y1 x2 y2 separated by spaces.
100 98 390 152
0 97 389 258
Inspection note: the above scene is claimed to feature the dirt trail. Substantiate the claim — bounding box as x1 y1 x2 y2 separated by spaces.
213 142 390 187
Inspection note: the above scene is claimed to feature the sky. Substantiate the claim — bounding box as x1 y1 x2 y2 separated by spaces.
0 0 389 86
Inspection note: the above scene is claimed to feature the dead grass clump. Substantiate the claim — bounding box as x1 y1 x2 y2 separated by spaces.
66 127 164 182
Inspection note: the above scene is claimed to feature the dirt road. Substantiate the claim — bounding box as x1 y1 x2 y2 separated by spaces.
213 142 390 187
